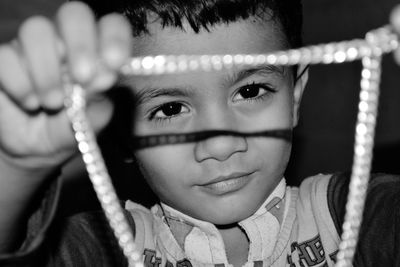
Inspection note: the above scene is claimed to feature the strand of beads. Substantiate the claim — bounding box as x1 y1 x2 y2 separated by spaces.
64 81 143 267
120 39 368 76
65 25 398 267
334 26 394 267
120 27 397 77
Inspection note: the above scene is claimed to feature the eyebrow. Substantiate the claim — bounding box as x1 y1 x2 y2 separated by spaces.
135 86 193 105
132 64 287 105
225 64 287 87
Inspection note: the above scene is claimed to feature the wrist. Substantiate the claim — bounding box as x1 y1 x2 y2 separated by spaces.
0 149 75 204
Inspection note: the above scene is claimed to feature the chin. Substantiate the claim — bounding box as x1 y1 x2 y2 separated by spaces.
210 215 248 226
191 200 260 226
206 211 254 226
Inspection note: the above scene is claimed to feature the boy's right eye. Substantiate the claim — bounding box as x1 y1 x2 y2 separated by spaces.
149 102 190 121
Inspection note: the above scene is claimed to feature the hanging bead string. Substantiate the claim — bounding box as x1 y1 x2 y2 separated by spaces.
64 25 398 267
64 82 143 267
335 41 380 267
334 28 387 267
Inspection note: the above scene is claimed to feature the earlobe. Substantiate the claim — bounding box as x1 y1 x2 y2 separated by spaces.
292 64 309 127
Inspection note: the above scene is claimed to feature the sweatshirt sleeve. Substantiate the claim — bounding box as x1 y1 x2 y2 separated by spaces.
327 172 400 266
0 173 136 267
41 209 135 267
0 172 62 266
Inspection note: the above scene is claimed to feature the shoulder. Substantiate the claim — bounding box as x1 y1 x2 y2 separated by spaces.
62 208 136 240
296 173 339 230
47 209 134 266
297 172 400 234
298 173 332 195
297 173 400 266
328 172 400 199
48 200 159 266
297 173 332 209
327 172 400 233
298 172 400 234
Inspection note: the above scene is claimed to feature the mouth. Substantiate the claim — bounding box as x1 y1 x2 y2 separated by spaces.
200 172 255 195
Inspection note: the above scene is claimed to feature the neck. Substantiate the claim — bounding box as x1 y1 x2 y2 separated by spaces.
218 224 249 267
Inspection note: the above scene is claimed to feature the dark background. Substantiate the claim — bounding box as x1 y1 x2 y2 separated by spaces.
1 0 400 215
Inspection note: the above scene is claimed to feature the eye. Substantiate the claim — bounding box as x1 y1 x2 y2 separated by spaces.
233 82 276 102
149 102 189 120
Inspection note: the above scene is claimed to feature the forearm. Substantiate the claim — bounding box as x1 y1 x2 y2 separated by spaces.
0 155 62 252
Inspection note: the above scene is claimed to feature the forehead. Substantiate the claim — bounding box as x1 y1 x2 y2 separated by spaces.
132 16 288 57
125 17 291 92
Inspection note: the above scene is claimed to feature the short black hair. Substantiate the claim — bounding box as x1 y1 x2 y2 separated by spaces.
81 0 303 48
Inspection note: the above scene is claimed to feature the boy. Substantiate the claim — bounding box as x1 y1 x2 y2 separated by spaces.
0 0 400 266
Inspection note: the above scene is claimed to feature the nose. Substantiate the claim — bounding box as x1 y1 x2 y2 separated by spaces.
193 100 248 162
194 134 248 162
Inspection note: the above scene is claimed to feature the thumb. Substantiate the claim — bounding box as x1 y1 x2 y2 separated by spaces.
86 94 115 135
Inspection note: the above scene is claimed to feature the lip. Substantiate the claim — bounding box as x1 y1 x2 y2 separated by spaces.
200 172 254 195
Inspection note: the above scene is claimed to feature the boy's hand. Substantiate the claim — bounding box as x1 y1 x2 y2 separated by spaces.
0 1 131 172
0 1 132 251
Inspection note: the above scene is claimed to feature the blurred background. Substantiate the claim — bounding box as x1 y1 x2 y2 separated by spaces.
1 0 400 216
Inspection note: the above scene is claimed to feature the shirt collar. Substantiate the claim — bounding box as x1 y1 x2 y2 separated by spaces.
152 178 287 263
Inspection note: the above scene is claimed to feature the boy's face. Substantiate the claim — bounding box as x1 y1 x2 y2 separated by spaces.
128 16 306 225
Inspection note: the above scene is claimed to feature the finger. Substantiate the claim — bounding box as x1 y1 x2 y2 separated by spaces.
99 13 132 70
86 13 133 93
390 5 400 64
56 1 97 84
0 43 39 110
18 16 64 110
85 64 118 92
86 95 114 133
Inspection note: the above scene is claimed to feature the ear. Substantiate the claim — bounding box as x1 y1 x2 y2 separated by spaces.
292 64 308 127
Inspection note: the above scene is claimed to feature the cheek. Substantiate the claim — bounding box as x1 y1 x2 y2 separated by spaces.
134 146 193 193
274 89 295 123
269 91 295 129
271 141 292 173
253 138 292 171
241 87 295 132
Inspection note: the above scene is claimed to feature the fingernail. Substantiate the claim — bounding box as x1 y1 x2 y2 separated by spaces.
72 54 95 83
103 44 126 69
88 67 116 92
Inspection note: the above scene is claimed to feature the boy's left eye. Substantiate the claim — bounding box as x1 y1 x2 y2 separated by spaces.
233 82 276 102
